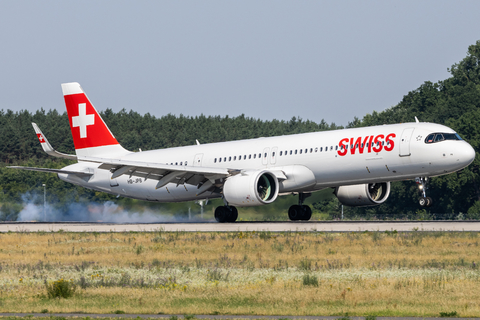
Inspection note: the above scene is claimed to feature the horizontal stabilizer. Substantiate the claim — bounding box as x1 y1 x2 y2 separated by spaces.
7 166 93 176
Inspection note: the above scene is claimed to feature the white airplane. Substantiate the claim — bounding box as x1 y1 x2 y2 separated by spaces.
9 82 476 222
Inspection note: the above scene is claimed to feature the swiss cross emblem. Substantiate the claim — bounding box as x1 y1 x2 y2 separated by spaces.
72 103 95 138
37 133 45 143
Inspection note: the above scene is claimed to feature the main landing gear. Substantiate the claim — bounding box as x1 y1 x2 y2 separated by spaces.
214 205 238 223
416 177 433 207
288 192 312 221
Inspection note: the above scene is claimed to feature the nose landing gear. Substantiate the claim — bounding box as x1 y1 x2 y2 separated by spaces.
416 177 432 207
288 192 312 221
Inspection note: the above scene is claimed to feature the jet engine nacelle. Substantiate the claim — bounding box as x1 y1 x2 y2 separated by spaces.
223 170 279 207
334 182 390 207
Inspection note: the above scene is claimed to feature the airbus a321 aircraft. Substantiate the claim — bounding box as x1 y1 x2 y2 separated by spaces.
9 83 476 222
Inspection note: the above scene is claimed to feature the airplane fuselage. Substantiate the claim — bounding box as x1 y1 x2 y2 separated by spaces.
59 121 475 204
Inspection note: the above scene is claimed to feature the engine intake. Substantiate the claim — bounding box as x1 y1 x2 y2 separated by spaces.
223 170 279 207
335 182 390 207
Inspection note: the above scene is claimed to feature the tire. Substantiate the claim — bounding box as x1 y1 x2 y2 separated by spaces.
214 206 228 223
288 205 302 221
419 197 426 207
425 197 433 207
227 206 238 222
301 205 312 221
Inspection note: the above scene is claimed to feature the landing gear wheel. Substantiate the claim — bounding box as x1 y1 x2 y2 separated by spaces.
419 197 433 207
215 206 238 223
215 206 228 222
288 205 302 221
425 197 433 207
227 206 238 222
419 197 426 207
301 205 312 221
288 205 312 221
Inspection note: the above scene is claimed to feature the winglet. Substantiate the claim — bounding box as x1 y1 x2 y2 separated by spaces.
32 123 77 160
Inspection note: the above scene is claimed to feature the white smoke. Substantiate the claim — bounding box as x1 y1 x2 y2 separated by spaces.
15 194 208 223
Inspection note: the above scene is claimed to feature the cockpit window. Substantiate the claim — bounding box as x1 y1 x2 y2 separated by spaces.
425 132 462 144
434 134 444 142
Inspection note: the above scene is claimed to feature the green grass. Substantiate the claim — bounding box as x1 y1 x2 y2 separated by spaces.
1 231 480 317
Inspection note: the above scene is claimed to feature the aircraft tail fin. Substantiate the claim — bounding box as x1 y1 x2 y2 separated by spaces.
62 82 130 158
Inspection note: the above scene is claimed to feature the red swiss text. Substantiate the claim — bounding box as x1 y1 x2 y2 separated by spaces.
337 133 396 156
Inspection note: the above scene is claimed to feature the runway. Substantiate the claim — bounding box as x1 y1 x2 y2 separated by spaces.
1 221 480 232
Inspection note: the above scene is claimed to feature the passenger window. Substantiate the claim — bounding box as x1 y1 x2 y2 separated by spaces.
310 148 313 153
214 158 217 163
185 161 188 166
254 154 256 159
280 151 283 156
335 146 338 151
229 156 231 161
272 152 275 157
180 162 183 166
315 147 318 152
224 157 226 162
244 155 247 160
264 153 267 158
330 146 333 151
219 158 222 163
249 154 251 159
305 148 307 153
234 156 236 161
300 149 302 154
258 153 261 158
320 147 323 152
290 150 292 155
295 150 298 155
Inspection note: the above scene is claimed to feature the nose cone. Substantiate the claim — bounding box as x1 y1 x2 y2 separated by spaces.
459 141 476 167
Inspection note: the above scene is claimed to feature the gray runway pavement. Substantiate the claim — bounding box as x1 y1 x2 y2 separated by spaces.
1 221 480 232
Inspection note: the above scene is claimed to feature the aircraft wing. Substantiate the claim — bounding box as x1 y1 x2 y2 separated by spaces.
32 123 77 160
78 155 237 195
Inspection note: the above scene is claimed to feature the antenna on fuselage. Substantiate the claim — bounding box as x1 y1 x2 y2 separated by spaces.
196 139 201 145
415 116 419 123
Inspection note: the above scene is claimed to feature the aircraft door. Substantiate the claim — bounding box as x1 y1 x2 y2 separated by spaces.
194 153 203 166
262 147 270 165
271 147 278 165
399 128 415 157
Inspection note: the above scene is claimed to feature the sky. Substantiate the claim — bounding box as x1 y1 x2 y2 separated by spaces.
0 1 479 126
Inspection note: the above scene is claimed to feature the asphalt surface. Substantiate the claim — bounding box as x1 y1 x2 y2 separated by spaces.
1 221 480 233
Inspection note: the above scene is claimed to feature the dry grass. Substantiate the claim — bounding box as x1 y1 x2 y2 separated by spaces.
0 230 479 316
